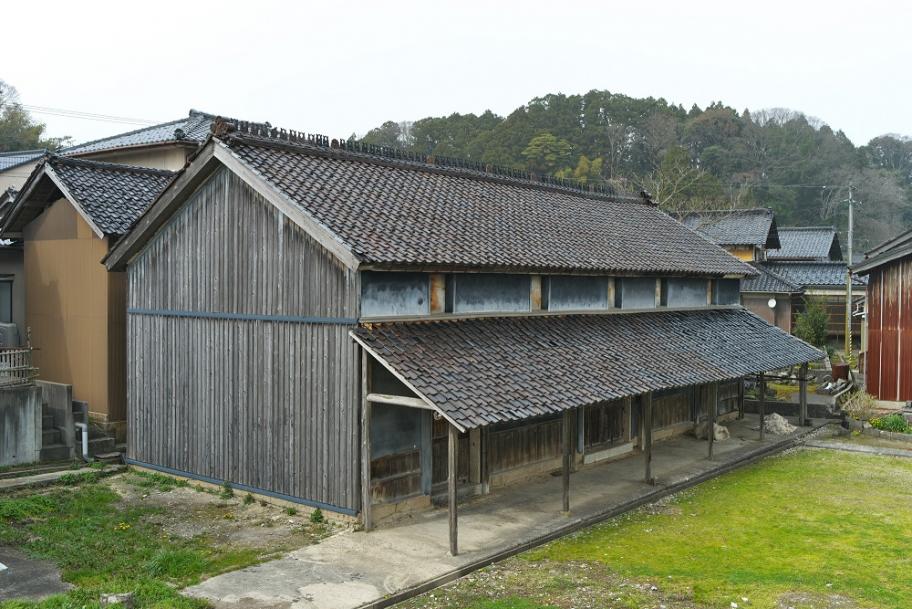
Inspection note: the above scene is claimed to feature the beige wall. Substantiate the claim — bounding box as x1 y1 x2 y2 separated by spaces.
726 246 757 262
23 197 125 423
742 293 792 334
77 145 190 171
0 160 41 192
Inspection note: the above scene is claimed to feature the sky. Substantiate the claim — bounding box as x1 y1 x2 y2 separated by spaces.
3 0 909 148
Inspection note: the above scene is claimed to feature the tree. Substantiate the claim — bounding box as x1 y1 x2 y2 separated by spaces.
360 120 413 149
0 81 68 152
638 146 726 212
521 132 571 174
794 298 829 348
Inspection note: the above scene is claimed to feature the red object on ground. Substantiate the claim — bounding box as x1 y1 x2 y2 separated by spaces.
832 363 849 381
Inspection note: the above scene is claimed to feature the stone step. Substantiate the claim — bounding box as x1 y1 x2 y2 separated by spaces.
39 443 71 462
88 436 115 454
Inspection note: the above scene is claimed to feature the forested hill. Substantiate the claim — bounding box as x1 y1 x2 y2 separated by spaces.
358 91 912 253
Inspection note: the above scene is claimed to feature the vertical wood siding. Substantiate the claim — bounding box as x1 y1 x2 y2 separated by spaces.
127 168 361 512
865 258 912 402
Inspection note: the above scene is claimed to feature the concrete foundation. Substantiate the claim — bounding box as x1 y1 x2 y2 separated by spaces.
0 385 41 466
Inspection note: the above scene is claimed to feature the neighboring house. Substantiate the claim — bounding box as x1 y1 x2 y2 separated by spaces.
1 156 174 439
853 229 912 401
741 263 803 333
0 188 25 337
676 208 780 261
768 226 843 262
0 150 46 193
104 120 820 535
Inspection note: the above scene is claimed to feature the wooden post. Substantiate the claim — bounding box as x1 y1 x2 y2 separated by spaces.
738 378 745 420
799 362 809 427
707 382 717 460
360 350 373 531
448 423 458 556
562 409 571 514
758 372 766 441
643 392 654 484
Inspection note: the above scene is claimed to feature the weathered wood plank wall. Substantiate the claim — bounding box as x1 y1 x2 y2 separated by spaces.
126 167 361 513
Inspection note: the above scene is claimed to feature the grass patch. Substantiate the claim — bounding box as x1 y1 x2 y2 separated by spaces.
0 482 266 608
125 469 190 492
403 449 912 609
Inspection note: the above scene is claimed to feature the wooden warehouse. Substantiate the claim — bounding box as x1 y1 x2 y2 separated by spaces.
105 120 821 546
854 230 912 401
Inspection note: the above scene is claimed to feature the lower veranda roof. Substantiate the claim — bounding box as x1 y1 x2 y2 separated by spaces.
351 308 823 430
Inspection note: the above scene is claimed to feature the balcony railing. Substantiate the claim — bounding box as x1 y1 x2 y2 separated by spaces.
0 346 38 388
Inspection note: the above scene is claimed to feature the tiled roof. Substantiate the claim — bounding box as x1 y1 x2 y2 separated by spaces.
675 208 780 249
352 308 823 429
0 149 45 172
768 227 842 261
47 157 174 235
62 110 216 156
221 134 754 276
763 261 866 289
741 263 803 294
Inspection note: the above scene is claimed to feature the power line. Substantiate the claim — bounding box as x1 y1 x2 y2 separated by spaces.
19 104 159 126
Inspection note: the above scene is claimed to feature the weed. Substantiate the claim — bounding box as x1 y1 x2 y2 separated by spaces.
243 493 255 505
58 471 100 485
127 470 189 492
219 481 234 499
309 508 324 524
145 548 206 579
285 507 297 516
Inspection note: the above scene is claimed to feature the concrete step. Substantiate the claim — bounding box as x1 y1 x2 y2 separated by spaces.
40 443 71 462
41 413 55 429
87 436 115 454
42 428 61 446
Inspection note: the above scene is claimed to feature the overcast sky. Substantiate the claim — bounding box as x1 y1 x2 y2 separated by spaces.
3 1 908 148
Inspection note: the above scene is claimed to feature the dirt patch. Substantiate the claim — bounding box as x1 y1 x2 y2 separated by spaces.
108 473 333 551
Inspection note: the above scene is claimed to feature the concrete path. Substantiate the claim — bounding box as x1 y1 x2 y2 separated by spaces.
0 465 125 492
185 416 824 609
0 547 71 601
806 439 912 458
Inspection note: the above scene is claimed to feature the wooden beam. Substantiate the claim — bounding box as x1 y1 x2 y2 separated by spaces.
758 372 766 442
799 362 809 426
361 350 373 531
448 423 458 556
365 392 434 410
643 392 654 484
708 382 717 460
562 409 571 514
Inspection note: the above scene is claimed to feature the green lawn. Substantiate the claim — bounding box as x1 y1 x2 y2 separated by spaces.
0 469 329 609
401 449 912 609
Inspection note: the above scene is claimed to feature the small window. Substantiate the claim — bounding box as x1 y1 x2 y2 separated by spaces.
0 280 12 323
361 272 429 317
713 279 741 305
617 278 657 309
546 276 610 311
453 274 530 314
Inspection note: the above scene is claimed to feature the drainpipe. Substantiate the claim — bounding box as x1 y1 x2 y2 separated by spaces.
73 421 92 462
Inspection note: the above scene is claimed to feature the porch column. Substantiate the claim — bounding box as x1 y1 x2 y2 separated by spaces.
562 409 571 514
360 350 373 531
758 372 766 441
448 423 458 556
643 392 654 484
738 378 745 420
799 362 809 426
708 382 717 460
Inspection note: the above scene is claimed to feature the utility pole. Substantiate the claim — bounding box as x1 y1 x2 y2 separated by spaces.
845 185 854 361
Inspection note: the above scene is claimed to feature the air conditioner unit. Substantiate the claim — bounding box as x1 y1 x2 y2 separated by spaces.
0 323 20 348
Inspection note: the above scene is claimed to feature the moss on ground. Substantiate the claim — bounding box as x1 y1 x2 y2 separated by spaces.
401 449 912 609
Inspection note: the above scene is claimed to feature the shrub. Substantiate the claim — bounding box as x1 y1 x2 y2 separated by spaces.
841 391 877 421
309 508 324 524
794 298 829 348
870 413 911 433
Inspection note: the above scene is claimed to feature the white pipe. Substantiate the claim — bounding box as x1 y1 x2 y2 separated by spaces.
74 422 91 462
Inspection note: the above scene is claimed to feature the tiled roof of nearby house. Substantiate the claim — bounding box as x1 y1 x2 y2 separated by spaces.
675 208 780 249
352 308 822 430
46 157 174 234
3 156 174 236
218 131 754 276
0 149 45 172
62 110 216 156
763 261 866 289
768 227 842 261
741 263 803 294
854 229 912 275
